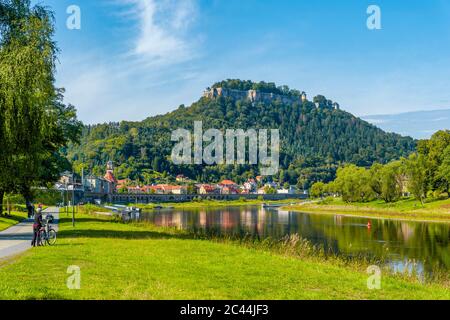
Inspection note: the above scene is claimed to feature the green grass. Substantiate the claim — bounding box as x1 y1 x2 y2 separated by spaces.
288 197 450 223
132 199 302 210
0 212 448 300
0 212 27 232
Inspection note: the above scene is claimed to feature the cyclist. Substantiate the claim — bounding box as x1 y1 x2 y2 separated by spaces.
31 204 43 247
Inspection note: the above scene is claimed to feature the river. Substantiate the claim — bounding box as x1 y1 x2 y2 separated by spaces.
138 206 450 276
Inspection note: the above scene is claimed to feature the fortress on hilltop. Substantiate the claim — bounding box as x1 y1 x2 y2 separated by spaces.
203 87 340 110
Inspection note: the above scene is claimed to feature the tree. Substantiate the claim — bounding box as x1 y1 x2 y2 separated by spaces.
369 163 383 197
264 186 277 194
310 182 325 198
417 130 450 192
187 183 197 195
438 146 450 195
0 0 81 213
334 165 374 202
404 153 428 205
379 161 403 203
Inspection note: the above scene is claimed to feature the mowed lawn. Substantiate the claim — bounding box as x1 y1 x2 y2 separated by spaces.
0 214 448 300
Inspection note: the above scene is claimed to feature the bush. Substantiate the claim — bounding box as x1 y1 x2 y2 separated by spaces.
433 191 449 200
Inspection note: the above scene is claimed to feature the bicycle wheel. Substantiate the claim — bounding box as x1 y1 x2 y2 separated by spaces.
47 229 57 246
38 231 47 246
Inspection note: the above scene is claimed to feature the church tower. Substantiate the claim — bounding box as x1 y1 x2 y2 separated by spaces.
104 161 117 188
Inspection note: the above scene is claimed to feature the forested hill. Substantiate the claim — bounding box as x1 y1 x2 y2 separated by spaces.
65 80 416 187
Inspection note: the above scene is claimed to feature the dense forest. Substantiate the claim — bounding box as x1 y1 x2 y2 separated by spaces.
65 80 416 188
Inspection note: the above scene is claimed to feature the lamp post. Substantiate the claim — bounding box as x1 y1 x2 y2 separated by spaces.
65 181 68 215
71 173 75 227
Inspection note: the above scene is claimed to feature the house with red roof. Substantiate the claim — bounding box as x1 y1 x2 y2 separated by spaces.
218 180 240 194
198 184 219 195
219 180 237 187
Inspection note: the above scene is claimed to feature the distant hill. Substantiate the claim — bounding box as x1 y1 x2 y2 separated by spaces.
362 109 450 139
66 80 416 187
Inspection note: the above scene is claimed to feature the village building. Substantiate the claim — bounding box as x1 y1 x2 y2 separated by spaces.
221 186 239 195
243 179 257 193
164 185 188 195
257 187 267 195
219 180 240 194
84 175 114 194
116 178 131 190
140 185 164 194
276 186 298 195
198 184 219 195
131 184 188 195
125 186 144 194
59 171 74 185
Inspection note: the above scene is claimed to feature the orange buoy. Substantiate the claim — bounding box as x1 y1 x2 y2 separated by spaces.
367 220 372 229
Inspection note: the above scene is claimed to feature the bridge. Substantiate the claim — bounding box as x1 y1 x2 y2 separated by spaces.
84 192 308 205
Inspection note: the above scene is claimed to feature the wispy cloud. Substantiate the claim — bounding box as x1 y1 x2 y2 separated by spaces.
56 0 203 124
361 118 387 125
120 0 199 66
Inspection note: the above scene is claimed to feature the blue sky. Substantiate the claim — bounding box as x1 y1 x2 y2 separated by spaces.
38 0 450 124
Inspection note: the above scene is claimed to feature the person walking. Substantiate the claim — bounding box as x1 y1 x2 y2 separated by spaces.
31 204 43 247
26 201 35 219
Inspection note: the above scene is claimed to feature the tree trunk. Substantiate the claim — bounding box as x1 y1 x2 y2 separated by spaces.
22 186 34 218
7 195 10 216
0 189 4 216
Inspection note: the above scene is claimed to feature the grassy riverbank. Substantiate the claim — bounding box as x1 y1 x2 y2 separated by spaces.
0 211 448 299
0 212 27 232
131 198 303 210
288 197 450 223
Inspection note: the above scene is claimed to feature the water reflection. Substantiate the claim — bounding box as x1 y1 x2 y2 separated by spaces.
139 206 450 275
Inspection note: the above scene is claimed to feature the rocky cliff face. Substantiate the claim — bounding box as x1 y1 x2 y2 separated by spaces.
203 87 307 105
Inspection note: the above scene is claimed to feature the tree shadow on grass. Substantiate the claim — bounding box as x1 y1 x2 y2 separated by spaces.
58 228 192 241
58 217 111 224
57 216 199 241
0 214 27 224
23 293 69 300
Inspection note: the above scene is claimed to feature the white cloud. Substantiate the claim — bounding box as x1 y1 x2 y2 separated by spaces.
55 0 203 124
431 117 448 122
361 118 387 125
121 0 198 66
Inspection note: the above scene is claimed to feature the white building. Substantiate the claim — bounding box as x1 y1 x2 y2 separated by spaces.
277 186 298 195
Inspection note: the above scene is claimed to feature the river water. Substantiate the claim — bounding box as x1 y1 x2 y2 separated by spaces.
138 206 450 276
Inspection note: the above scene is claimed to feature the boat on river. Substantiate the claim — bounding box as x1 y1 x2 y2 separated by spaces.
261 203 285 209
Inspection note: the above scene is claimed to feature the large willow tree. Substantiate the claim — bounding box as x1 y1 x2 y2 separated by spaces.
0 0 82 214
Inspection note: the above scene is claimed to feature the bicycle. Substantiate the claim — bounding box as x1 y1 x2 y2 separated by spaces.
37 214 57 246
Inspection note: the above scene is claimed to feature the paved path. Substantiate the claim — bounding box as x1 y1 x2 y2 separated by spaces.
0 207 59 259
